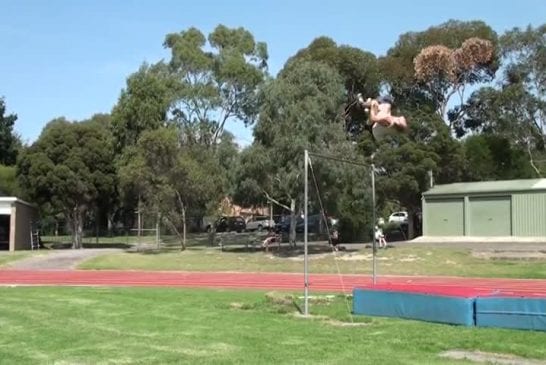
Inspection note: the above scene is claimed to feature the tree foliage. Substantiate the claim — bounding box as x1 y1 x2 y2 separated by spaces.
459 24 546 175
345 22 500 225
118 127 224 249
111 63 175 152
501 24 545 98
414 37 495 125
13 21 546 246
284 37 381 138
463 134 537 181
380 20 498 128
236 60 372 241
0 164 20 196
17 116 116 248
284 37 380 98
164 25 268 146
0 98 20 166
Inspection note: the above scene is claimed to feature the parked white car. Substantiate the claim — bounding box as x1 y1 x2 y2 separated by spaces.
245 216 274 231
388 211 408 224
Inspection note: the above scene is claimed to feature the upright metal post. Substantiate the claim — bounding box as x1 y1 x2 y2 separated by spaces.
304 149 309 316
371 163 377 285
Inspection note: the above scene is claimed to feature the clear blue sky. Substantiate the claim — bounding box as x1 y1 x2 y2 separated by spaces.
1 0 545 147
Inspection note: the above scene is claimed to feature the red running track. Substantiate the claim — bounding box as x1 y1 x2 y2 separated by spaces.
1 270 546 297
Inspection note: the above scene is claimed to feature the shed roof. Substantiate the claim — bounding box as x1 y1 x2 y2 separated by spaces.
0 197 35 208
423 179 546 196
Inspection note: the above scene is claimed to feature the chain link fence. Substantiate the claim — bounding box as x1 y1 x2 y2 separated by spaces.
36 212 340 251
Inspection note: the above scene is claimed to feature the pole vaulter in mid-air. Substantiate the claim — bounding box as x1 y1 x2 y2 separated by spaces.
356 93 409 141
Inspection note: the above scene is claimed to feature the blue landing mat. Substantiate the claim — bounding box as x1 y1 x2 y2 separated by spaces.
353 288 475 326
476 297 546 332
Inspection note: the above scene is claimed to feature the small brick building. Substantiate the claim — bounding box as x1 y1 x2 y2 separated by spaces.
0 197 37 251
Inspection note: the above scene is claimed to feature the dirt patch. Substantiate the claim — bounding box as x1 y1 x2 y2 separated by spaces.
5 249 122 270
326 319 370 327
292 312 329 320
229 302 245 309
286 253 331 261
336 253 373 261
439 350 546 365
335 253 390 261
265 291 294 306
290 312 368 327
229 302 256 311
399 255 422 262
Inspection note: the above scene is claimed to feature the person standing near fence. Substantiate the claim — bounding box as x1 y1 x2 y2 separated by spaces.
330 227 340 251
375 225 387 248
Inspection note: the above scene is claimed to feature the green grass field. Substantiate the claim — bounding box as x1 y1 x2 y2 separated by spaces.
1 286 545 364
0 252 41 267
79 246 546 279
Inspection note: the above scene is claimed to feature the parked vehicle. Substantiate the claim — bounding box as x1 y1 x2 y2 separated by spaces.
207 216 246 233
275 214 337 234
274 215 291 233
296 214 337 233
388 211 408 224
245 216 274 231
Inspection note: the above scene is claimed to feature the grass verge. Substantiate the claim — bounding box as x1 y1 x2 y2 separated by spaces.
0 251 42 267
0 286 545 364
79 246 546 279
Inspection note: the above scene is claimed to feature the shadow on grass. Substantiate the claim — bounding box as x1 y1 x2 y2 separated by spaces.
123 245 211 255
126 248 176 255
43 242 133 250
220 244 360 257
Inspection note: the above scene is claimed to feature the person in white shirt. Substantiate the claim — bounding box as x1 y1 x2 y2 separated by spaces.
375 225 388 248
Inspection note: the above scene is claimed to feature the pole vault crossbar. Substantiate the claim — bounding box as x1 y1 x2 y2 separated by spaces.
304 150 377 316
307 151 370 168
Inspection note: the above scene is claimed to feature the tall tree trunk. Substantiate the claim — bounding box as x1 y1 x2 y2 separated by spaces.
407 207 415 241
70 212 77 249
95 208 100 245
156 212 161 249
181 204 186 251
76 212 84 249
107 211 115 237
289 199 296 248
71 206 85 249
527 143 542 177
137 195 142 239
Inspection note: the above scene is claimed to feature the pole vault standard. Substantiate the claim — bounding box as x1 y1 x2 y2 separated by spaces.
303 150 377 315
304 149 309 316
371 160 377 285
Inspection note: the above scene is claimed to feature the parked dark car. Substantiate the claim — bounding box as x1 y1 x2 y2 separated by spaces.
210 216 246 233
275 214 337 234
274 215 292 233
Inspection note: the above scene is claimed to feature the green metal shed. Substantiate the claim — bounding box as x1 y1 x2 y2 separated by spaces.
422 179 546 237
